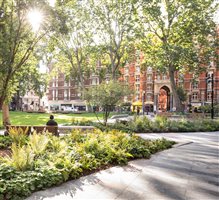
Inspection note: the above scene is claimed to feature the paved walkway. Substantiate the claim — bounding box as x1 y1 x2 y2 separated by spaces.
26 131 218 200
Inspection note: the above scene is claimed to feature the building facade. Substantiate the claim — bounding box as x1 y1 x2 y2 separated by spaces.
47 72 88 111
120 59 219 113
47 62 107 111
47 54 219 113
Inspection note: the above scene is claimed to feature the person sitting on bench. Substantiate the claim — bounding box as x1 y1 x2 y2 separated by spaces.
46 115 58 126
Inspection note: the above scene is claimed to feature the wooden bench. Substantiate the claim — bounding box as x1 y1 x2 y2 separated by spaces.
32 126 59 136
58 126 95 134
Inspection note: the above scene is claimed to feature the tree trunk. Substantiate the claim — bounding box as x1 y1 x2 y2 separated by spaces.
16 89 22 110
2 104 11 126
103 106 110 126
103 110 107 126
0 97 3 109
168 67 184 112
112 65 116 80
38 97 41 111
109 47 116 80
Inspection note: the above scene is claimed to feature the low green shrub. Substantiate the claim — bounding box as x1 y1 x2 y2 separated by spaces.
0 136 12 149
8 127 28 146
2 143 35 171
199 104 219 116
71 118 94 126
125 135 151 158
29 132 49 155
0 164 63 200
99 117 219 133
0 129 175 199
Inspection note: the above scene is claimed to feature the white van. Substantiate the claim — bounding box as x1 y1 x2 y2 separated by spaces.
61 106 78 112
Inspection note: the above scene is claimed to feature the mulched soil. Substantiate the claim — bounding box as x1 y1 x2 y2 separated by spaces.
0 149 11 157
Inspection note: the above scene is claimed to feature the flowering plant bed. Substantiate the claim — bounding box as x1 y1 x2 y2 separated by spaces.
0 129 175 200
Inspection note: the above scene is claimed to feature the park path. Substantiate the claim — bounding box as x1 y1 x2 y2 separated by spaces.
24 131 218 199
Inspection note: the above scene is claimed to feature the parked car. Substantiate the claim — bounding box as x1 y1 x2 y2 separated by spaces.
61 107 78 112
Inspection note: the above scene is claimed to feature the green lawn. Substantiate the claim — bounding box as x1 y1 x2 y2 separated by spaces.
0 111 112 126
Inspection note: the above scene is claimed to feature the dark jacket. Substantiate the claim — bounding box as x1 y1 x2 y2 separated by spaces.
46 119 58 126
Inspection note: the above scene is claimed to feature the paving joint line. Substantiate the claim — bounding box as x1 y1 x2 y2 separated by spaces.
173 141 194 148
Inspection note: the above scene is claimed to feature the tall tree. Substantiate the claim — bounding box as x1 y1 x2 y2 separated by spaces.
0 0 52 125
50 0 95 91
88 0 138 80
84 81 131 126
138 0 218 111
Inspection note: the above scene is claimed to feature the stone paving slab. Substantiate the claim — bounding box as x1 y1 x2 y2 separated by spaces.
25 131 219 200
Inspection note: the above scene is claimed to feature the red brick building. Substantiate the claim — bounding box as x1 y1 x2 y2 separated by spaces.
47 49 218 113
120 57 219 113
47 63 105 111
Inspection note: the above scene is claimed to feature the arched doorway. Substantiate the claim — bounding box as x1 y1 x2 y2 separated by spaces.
158 86 170 112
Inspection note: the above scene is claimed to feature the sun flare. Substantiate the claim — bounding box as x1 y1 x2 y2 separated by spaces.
27 9 43 32
48 0 56 7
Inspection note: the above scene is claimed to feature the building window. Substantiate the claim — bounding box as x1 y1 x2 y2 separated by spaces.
58 91 62 99
147 84 152 91
192 92 198 101
162 74 167 80
136 50 140 64
64 80 69 87
147 67 152 72
147 75 152 82
135 75 140 82
125 67 129 74
136 94 140 101
135 66 140 73
53 90 57 100
207 81 212 90
92 78 98 85
178 73 184 82
64 89 68 100
192 82 198 90
207 92 212 101
157 74 160 80
147 94 152 101
125 76 129 83
52 90 55 100
135 84 140 92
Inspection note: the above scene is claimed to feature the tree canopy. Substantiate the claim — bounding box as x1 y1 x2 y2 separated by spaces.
0 0 53 107
84 81 131 125
0 0 218 123
0 0 54 124
138 0 218 111
48 0 96 91
87 0 138 80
